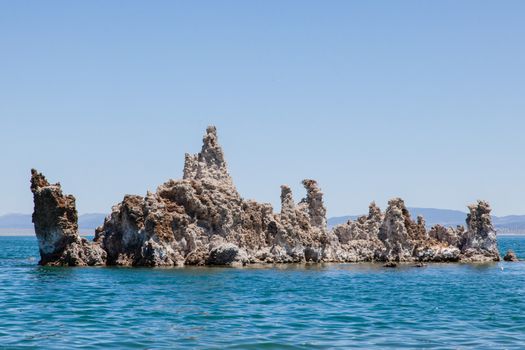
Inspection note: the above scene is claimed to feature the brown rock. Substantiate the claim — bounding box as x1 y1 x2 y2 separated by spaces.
460 200 500 262
30 169 106 266
428 224 460 247
503 250 519 262
377 198 416 262
30 126 502 267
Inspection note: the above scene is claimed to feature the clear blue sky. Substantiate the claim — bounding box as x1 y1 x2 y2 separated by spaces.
1 1 524 217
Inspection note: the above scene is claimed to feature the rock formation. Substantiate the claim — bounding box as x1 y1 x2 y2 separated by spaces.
503 250 519 262
31 126 501 266
30 169 106 266
460 200 500 262
428 224 461 247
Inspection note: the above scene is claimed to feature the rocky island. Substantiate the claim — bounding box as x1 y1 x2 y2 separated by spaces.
31 126 501 267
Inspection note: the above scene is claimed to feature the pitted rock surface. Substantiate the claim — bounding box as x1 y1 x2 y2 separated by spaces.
31 126 501 266
30 169 106 266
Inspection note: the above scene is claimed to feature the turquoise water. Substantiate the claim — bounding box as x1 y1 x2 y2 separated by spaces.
1 236 524 349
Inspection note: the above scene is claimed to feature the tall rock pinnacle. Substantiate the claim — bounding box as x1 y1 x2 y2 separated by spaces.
30 169 106 266
378 198 414 261
30 169 79 261
300 179 327 230
280 185 295 216
183 126 236 190
462 200 500 261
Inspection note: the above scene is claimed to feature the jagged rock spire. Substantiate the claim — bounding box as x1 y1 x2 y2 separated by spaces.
199 126 226 168
462 200 500 260
300 179 327 230
30 168 79 242
183 126 235 190
466 200 495 238
31 169 79 261
365 201 383 238
378 198 414 261
279 184 298 229
30 168 52 192
30 169 106 266
280 185 295 215
368 201 382 221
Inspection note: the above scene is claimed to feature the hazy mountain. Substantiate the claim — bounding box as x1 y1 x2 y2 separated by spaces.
492 215 525 233
2 208 524 234
77 213 107 230
0 213 106 230
328 207 525 234
327 215 360 227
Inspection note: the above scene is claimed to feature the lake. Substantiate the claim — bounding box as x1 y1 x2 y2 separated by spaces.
0 235 524 349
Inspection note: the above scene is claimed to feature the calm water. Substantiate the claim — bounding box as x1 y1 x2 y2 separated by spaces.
1 236 524 349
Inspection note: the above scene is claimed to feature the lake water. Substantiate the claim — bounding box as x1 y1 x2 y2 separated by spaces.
1 235 524 349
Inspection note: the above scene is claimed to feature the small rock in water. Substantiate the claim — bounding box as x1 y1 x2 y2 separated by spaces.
503 250 519 262
415 262 427 268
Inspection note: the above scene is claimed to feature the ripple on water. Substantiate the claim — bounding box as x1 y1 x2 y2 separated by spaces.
0 236 525 348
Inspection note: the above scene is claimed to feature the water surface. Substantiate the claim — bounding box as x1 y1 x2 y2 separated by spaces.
1 236 524 349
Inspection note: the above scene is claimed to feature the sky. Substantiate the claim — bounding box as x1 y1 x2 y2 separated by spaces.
1 0 524 217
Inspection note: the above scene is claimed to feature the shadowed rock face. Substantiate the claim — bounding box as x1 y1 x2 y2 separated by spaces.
30 169 106 266
378 198 415 261
503 250 519 262
461 200 500 262
31 126 500 266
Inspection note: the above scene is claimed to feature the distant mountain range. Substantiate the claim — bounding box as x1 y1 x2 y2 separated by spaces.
329 207 525 234
2 208 525 234
0 213 107 231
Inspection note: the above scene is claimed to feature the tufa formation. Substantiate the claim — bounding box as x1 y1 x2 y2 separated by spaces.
31 126 502 267
30 170 106 266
